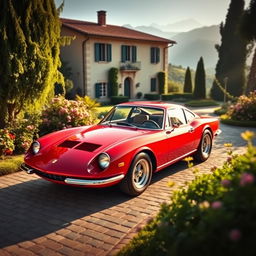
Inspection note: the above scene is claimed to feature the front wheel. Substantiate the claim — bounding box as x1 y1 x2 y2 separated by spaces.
119 153 152 196
194 130 212 162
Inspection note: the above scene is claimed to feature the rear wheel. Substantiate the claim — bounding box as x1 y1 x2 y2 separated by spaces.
119 153 152 196
194 130 212 162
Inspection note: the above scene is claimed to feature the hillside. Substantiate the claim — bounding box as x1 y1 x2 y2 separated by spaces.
168 64 214 95
170 25 220 69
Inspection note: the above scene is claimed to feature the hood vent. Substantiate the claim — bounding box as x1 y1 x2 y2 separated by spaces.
58 140 81 148
75 142 101 152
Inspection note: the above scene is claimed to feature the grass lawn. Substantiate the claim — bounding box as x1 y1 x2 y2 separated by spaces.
185 99 219 107
0 155 24 176
95 105 113 118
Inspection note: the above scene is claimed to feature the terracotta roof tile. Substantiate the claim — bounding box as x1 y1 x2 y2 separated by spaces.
61 18 176 44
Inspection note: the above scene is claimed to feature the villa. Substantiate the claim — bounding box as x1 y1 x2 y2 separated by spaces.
60 11 176 101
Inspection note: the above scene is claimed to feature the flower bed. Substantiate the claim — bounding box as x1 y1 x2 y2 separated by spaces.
118 131 256 256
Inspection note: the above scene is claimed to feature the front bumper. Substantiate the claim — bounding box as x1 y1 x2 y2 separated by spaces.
214 129 222 137
20 163 124 186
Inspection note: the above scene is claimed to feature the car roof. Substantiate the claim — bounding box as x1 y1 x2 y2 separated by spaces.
118 101 182 110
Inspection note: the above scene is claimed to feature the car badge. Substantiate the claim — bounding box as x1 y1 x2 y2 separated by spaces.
52 159 58 164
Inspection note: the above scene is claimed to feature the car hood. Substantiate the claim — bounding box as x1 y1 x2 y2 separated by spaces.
25 125 150 176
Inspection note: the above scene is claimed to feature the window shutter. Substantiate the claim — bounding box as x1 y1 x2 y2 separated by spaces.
107 44 112 62
156 47 160 63
151 78 156 92
95 83 101 98
95 43 100 62
132 46 137 62
150 47 154 63
121 45 126 62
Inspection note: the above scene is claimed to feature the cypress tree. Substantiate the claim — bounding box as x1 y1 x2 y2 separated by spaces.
157 71 167 94
211 0 247 101
108 68 119 97
0 0 63 128
241 0 256 94
194 57 206 99
183 67 193 93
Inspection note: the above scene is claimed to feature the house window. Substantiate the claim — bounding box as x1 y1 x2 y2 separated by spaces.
121 45 137 62
150 47 160 63
150 78 157 92
95 43 112 62
95 83 108 98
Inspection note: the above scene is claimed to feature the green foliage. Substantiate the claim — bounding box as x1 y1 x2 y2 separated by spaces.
0 155 24 176
168 80 181 93
185 99 219 107
157 71 167 94
223 91 256 122
108 68 119 97
194 57 206 99
39 96 97 135
0 0 64 128
211 0 247 100
161 93 193 101
0 129 15 156
144 94 160 100
183 67 193 93
118 132 256 256
110 96 129 105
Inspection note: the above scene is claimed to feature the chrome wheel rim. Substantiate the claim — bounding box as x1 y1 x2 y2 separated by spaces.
201 134 211 158
132 159 150 190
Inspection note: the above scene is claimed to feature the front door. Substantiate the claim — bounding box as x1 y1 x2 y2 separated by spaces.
124 77 131 98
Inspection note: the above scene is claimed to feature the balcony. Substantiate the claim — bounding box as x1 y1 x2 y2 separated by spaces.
120 61 141 72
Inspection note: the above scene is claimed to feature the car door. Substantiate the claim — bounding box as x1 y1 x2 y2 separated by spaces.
165 107 196 162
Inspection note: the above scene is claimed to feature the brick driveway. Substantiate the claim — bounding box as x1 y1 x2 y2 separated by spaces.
1 109 256 256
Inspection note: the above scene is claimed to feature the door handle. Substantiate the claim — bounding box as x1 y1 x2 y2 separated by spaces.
188 127 194 133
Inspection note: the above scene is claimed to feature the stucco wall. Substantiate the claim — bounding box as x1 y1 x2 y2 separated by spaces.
61 27 170 100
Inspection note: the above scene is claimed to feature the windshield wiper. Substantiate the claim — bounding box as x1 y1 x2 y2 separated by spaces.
115 122 137 128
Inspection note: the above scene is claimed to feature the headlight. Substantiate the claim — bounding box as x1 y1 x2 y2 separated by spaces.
98 153 110 169
32 141 40 154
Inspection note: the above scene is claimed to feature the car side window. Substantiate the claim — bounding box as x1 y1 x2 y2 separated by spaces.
184 109 196 123
168 108 186 127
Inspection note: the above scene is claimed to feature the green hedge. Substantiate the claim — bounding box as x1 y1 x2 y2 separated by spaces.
118 132 256 256
185 99 219 107
144 94 160 100
161 93 193 101
220 115 256 127
111 96 129 105
0 155 24 176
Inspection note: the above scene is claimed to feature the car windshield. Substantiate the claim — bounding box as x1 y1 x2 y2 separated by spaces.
100 106 164 130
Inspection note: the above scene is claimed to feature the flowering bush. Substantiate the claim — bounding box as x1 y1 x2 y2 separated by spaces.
10 115 40 153
226 91 256 121
39 96 98 135
118 131 256 256
0 129 15 156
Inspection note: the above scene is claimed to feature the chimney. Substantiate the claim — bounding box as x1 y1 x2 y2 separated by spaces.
97 10 106 26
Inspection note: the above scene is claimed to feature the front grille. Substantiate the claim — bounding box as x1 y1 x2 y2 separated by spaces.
75 142 101 152
35 169 66 182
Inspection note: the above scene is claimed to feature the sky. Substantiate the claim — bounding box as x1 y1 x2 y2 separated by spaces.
55 0 250 28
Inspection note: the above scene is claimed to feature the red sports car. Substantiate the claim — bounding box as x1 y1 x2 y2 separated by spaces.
21 102 221 196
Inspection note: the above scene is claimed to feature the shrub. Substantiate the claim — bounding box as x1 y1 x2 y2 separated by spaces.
161 93 193 101
136 92 143 99
158 71 167 94
185 99 219 107
168 80 181 92
108 68 119 97
144 94 160 100
226 91 256 121
118 131 256 256
39 96 97 135
111 96 129 105
0 129 15 157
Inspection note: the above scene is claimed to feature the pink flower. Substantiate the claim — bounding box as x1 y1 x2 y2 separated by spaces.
240 173 254 186
26 125 34 131
66 115 72 122
211 201 222 209
43 118 48 123
221 179 231 187
229 229 241 242
226 156 232 163
59 107 68 115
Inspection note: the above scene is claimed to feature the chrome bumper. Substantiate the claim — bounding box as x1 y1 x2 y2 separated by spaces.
20 163 34 174
65 174 125 186
21 162 124 186
215 129 222 137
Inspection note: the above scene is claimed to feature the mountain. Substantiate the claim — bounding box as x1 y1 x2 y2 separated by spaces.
151 19 202 32
123 24 177 38
170 25 220 69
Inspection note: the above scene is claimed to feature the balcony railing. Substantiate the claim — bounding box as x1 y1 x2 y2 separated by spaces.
120 61 141 71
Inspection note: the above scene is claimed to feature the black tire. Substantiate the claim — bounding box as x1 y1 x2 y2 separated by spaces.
119 152 152 196
194 129 212 162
